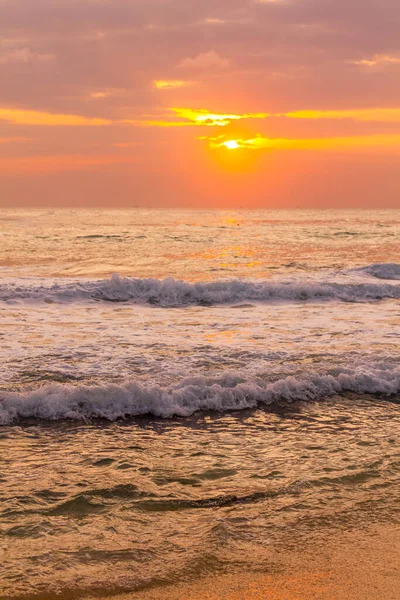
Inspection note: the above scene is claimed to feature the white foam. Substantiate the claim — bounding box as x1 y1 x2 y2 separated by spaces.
1 366 399 424
0 265 399 306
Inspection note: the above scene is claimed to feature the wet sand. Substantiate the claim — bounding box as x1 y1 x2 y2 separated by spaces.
93 524 400 600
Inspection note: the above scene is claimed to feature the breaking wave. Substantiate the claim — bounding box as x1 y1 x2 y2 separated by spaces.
352 263 400 280
1 366 399 424
1 264 400 306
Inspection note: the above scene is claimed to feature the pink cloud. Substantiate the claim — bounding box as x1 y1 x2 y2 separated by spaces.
0 0 399 207
178 50 230 70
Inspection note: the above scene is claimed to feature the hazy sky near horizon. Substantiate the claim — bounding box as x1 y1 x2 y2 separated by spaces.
1 0 400 208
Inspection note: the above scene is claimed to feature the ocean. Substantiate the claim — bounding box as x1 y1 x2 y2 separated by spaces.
1 208 399 599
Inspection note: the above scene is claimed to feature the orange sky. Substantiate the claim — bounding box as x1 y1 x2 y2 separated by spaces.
1 0 400 208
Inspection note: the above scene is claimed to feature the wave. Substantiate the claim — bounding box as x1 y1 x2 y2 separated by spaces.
1 265 400 306
352 263 400 280
1 366 399 424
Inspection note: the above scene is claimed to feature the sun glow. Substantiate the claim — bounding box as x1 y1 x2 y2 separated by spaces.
172 108 268 127
206 133 400 152
123 109 268 128
223 140 240 149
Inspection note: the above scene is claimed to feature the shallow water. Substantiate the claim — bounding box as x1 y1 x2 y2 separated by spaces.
2 398 400 598
0 209 399 598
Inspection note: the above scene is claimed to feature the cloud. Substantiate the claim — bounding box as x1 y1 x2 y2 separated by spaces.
206 133 400 151
285 108 400 123
201 18 226 25
0 154 137 174
0 47 54 64
352 54 400 68
89 91 113 99
177 50 230 69
124 108 269 127
0 108 111 126
1 0 400 119
172 108 268 126
153 80 196 90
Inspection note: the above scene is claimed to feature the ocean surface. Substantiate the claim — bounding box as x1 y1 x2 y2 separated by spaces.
1 208 399 599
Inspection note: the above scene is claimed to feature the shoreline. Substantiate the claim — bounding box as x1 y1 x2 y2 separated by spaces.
87 523 400 600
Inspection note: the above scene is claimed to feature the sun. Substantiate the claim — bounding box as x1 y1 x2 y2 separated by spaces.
223 140 240 150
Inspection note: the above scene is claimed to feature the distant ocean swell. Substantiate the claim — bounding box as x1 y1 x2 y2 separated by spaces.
1 365 399 424
1 263 400 306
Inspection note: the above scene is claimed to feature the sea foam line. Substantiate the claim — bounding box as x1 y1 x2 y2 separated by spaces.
1 367 399 424
1 263 400 306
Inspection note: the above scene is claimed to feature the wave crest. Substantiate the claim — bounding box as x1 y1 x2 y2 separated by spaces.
1 367 399 424
1 265 400 306
353 263 400 280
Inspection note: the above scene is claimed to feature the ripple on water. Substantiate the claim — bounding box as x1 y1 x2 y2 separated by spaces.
1 397 400 599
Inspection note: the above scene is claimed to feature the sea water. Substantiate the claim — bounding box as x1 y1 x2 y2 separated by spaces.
0 209 399 598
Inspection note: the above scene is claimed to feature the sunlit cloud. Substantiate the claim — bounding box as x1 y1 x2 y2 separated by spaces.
124 108 269 128
0 0 399 208
89 91 113 99
88 88 127 101
199 16 252 26
0 108 111 126
201 18 227 25
177 50 230 70
153 80 196 90
197 134 226 142
173 108 269 127
284 108 400 123
206 134 400 151
352 54 400 68
0 155 137 175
